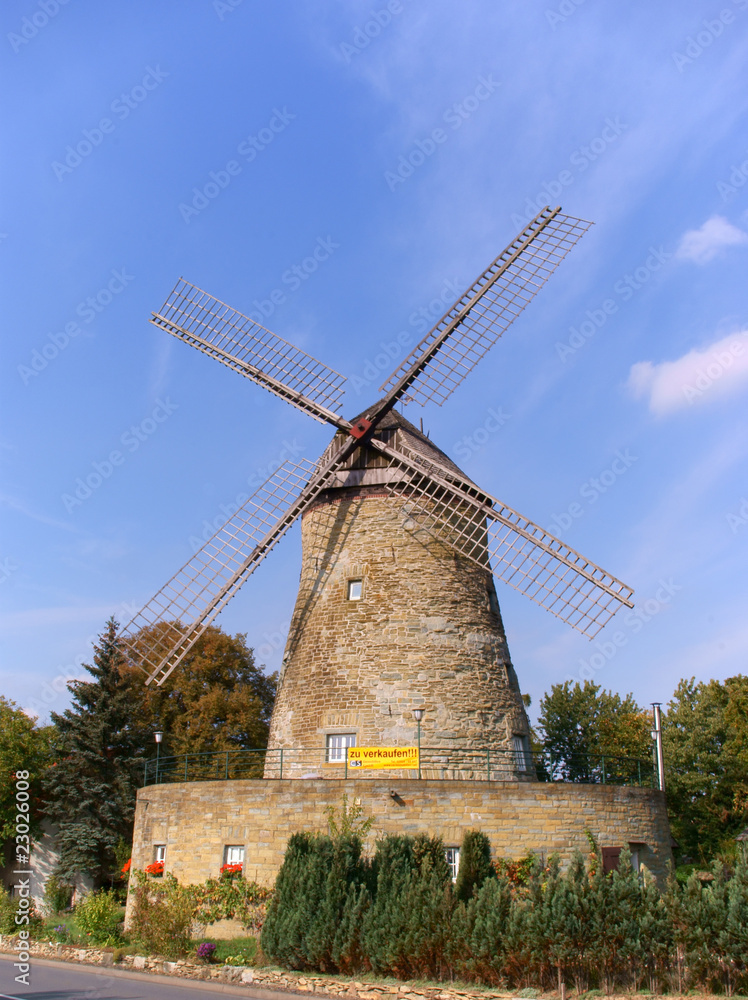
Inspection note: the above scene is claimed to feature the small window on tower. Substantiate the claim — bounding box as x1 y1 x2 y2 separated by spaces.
348 579 363 601
445 847 460 882
512 734 531 771
224 845 245 866
326 733 357 762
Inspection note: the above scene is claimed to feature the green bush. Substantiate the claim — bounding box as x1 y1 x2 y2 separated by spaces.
74 888 123 945
260 831 748 993
261 831 368 972
454 830 494 903
0 885 42 936
0 886 19 935
42 875 73 915
194 874 271 933
128 871 197 959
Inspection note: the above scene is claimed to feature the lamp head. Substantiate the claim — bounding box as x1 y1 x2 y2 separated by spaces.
413 708 424 722
154 731 164 744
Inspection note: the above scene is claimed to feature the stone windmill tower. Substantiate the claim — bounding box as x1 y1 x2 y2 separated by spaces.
123 207 634 776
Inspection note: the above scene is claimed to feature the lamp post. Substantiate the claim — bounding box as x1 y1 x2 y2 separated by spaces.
154 731 164 785
413 708 424 780
650 704 665 793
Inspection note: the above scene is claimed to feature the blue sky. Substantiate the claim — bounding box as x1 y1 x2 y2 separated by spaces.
2 0 747 726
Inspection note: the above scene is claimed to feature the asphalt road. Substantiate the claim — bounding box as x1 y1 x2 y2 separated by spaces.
0 954 299 1000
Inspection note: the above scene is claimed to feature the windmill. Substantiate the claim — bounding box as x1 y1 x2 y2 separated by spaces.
122 206 634 775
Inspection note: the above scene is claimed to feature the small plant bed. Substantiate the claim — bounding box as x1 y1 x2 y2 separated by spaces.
192 935 259 966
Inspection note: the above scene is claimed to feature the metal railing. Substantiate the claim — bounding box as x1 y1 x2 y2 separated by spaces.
143 746 656 788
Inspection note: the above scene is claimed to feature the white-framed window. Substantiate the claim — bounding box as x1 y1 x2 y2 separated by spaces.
445 847 460 882
512 734 531 771
347 579 363 601
224 845 245 866
154 844 166 863
326 732 357 763
628 842 645 872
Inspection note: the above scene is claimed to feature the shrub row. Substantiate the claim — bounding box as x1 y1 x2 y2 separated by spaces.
261 831 748 995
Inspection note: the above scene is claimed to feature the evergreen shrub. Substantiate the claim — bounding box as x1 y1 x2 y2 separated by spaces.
261 831 748 993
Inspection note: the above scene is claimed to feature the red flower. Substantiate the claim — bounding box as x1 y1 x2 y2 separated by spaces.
219 862 243 876
145 860 164 876
121 859 132 874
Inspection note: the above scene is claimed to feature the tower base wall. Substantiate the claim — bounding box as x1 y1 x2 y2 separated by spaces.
128 778 673 905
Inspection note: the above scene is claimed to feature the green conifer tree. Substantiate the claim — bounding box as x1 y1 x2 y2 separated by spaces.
721 853 748 994
43 618 147 886
361 834 415 975
454 830 494 903
635 868 673 993
465 870 513 984
261 831 314 967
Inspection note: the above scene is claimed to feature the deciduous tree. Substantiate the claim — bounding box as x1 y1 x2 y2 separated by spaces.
663 675 748 862
535 680 651 782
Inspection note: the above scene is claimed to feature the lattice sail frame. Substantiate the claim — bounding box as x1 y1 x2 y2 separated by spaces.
368 439 634 639
379 208 592 408
151 278 348 425
125 205 634 686
122 459 333 685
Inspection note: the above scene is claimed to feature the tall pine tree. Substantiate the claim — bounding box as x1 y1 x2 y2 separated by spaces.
44 618 148 887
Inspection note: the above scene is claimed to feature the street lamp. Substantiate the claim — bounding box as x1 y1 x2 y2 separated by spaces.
650 705 665 793
413 708 424 780
154 732 164 785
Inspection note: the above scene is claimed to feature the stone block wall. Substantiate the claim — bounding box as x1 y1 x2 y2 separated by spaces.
128 777 673 903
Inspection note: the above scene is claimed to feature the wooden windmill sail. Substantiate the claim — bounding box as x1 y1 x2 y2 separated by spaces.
122 206 634 772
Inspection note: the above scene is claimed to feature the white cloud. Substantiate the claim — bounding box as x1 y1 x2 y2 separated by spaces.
676 215 748 264
627 330 748 415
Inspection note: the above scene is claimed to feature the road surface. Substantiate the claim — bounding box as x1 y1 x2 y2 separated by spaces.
0 954 300 1000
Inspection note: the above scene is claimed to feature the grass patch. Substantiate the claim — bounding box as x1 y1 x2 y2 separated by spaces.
192 935 259 966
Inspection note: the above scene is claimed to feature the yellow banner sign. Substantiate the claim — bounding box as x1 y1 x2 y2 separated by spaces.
347 746 419 769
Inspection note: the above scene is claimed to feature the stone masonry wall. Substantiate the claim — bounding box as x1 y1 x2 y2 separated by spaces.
128 778 673 900
267 488 531 775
